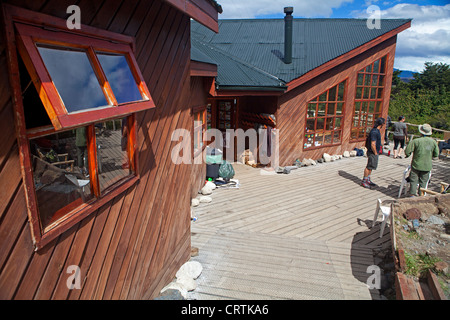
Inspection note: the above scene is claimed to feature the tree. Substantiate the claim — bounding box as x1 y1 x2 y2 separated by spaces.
409 62 450 91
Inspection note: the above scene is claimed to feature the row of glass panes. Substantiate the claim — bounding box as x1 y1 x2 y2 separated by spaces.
311 82 346 103
354 101 382 114
307 102 344 118
358 57 387 75
304 130 342 149
355 86 384 100
357 73 386 87
306 117 342 132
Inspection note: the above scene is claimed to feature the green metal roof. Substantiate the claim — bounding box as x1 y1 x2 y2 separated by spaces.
191 18 411 91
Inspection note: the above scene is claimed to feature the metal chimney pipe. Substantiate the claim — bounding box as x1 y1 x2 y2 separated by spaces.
284 7 293 64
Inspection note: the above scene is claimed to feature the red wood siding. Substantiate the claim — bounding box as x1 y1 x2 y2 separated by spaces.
277 36 397 166
0 0 197 300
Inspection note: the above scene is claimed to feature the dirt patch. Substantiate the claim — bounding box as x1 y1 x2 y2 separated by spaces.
392 194 450 299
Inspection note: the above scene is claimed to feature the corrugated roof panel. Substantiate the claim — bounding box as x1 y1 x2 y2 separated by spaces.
191 18 411 89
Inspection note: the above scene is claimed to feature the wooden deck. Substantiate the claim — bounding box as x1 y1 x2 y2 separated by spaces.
189 153 449 300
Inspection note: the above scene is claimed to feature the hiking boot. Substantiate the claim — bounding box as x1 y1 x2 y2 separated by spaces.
368 178 377 187
361 180 371 189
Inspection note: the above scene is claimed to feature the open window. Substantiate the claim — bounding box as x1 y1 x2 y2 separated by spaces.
4 5 154 249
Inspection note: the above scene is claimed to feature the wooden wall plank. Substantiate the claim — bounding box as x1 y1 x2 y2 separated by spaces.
0 145 22 221
0 223 34 300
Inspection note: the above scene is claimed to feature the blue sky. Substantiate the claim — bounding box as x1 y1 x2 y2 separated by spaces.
217 0 450 72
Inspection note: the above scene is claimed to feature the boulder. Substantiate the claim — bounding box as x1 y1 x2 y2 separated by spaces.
350 150 357 157
199 196 212 203
302 158 312 166
323 153 332 162
343 151 350 158
176 261 203 280
309 159 317 166
191 198 200 207
201 183 213 195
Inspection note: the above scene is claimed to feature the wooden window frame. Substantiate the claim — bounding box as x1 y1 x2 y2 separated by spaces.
2 5 150 249
350 55 388 141
303 80 348 150
193 105 207 158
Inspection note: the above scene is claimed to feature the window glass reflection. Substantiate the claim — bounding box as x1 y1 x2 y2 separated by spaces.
30 130 93 228
95 118 131 193
37 46 108 113
97 53 143 104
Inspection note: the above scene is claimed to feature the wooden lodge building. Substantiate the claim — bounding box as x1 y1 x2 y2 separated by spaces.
0 0 221 300
0 1 411 300
191 8 411 166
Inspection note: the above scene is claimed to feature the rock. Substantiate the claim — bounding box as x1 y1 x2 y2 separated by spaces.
302 158 312 166
434 261 449 274
191 247 199 257
427 215 445 225
350 150 357 157
404 208 421 220
343 151 350 158
309 159 316 166
201 184 213 195
317 158 324 163
176 261 203 280
160 282 187 299
205 181 216 190
191 198 199 207
199 196 212 203
176 275 197 291
440 233 450 241
323 153 332 162
155 288 186 300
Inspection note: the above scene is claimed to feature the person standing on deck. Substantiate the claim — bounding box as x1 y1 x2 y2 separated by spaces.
392 116 408 159
405 123 439 197
361 117 385 189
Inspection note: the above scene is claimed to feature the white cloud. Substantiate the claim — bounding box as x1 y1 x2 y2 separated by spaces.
356 3 450 71
218 0 353 19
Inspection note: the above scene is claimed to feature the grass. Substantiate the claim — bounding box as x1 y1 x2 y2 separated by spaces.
404 252 443 277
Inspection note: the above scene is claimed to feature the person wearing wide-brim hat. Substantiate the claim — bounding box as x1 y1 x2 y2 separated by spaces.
405 123 439 197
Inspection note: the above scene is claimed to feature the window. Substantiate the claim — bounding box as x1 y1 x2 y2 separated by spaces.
193 107 207 157
5 6 154 249
351 56 387 140
304 80 346 149
15 22 153 130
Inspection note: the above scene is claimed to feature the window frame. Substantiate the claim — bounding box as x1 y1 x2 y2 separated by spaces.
2 5 148 249
193 106 207 158
303 79 348 150
15 22 154 132
350 55 388 141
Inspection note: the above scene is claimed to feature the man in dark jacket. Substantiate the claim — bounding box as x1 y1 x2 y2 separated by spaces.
362 117 385 189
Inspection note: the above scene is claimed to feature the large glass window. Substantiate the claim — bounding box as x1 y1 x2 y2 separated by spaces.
304 80 346 149
351 56 387 140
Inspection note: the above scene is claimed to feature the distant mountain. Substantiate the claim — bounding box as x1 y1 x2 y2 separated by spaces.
394 68 417 83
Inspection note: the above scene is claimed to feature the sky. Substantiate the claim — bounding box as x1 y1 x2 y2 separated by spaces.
215 0 450 72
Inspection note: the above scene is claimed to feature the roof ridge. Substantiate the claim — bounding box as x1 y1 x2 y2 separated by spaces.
192 38 286 86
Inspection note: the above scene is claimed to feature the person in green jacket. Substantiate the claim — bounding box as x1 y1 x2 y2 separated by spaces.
404 123 439 196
